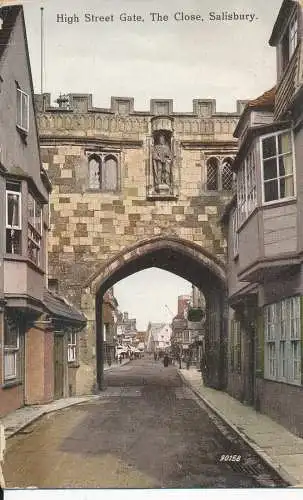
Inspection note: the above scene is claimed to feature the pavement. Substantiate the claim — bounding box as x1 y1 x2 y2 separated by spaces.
179 367 303 488
1 358 131 440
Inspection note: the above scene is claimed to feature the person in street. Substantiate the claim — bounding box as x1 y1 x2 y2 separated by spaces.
163 353 169 367
177 353 182 369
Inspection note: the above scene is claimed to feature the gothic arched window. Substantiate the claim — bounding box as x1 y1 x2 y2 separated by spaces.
88 154 101 189
206 157 219 191
222 157 234 190
103 155 118 191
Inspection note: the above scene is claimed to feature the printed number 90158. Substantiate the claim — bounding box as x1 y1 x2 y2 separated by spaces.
219 454 241 462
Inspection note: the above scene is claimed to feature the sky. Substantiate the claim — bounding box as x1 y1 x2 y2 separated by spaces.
13 0 283 330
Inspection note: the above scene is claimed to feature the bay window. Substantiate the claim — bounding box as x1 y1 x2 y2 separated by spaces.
261 130 294 204
28 193 42 266
6 182 22 255
264 296 301 385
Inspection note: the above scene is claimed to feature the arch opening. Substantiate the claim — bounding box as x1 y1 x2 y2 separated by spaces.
82 237 228 393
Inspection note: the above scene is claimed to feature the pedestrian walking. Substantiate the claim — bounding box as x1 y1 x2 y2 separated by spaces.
163 354 169 367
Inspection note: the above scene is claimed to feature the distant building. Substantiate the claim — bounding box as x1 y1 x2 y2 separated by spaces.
116 311 137 348
171 295 191 352
102 287 118 366
146 323 171 353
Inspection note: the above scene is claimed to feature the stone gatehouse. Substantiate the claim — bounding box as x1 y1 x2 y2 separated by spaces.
35 93 245 394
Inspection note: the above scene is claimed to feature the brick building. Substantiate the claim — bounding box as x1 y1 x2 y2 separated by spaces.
0 5 86 417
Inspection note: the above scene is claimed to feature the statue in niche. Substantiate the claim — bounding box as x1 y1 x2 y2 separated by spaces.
152 134 172 192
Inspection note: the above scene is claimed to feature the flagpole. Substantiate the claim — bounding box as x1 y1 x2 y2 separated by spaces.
40 6 44 94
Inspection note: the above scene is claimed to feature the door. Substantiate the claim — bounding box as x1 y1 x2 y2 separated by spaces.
54 335 64 399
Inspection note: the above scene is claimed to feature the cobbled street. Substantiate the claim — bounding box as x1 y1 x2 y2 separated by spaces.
3 358 287 488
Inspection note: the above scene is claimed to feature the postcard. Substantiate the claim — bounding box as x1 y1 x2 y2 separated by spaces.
0 0 302 498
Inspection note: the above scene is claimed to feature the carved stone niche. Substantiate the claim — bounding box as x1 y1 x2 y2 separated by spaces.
147 116 178 200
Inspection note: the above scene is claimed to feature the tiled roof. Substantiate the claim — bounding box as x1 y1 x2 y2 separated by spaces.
245 87 276 110
234 87 276 138
43 289 87 326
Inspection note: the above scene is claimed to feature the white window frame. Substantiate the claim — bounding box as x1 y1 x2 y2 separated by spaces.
67 331 77 362
16 87 29 133
260 129 296 206
4 316 20 382
264 296 301 385
236 147 257 226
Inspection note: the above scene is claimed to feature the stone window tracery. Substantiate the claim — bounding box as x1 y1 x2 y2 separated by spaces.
88 153 119 191
205 156 234 192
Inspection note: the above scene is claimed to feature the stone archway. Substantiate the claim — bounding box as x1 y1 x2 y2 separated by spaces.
78 237 227 394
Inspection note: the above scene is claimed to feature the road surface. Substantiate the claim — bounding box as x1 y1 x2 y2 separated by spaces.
3 358 286 488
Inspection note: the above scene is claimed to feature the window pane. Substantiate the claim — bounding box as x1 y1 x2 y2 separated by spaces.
263 158 277 180
206 158 219 190
278 132 292 155
6 228 22 254
262 136 276 159
89 157 101 189
264 179 279 202
35 202 42 233
222 160 233 190
4 351 17 379
4 316 19 348
279 154 293 177
103 156 118 190
7 193 20 227
28 194 35 227
280 176 294 198
21 92 28 130
16 89 22 126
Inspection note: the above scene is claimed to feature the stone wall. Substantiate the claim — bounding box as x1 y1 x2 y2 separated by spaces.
36 93 240 393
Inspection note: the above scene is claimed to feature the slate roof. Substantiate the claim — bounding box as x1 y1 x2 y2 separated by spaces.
43 289 87 326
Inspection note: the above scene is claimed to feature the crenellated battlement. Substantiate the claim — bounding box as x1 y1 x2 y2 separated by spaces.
35 93 248 141
34 93 249 117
